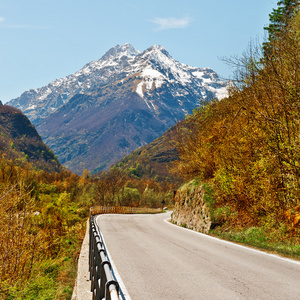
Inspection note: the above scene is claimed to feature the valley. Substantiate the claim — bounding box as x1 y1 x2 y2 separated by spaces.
1 1 300 299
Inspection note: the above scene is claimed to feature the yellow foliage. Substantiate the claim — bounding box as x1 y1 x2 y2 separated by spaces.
0 154 91 297
172 11 300 232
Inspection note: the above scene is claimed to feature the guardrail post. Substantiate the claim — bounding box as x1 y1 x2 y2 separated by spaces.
99 260 109 299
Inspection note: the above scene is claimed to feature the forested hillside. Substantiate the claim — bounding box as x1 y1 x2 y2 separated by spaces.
0 104 62 173
172 1 300 254
0 105 94 298
113 126 180 183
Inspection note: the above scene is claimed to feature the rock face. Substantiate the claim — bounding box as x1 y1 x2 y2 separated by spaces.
8 43 229 174
172 181 211 234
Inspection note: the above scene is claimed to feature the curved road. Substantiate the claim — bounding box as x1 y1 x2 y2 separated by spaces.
97 212 300 300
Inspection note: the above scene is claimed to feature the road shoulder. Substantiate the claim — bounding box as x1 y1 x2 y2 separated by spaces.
71 219 92 300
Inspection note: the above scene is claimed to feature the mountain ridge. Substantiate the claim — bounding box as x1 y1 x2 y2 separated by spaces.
8 43 229 174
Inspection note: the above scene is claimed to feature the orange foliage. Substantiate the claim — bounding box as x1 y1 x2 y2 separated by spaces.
172 13 300 235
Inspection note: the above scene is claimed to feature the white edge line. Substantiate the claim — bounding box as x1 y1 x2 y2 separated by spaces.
164 217 300 266
95 215 132 300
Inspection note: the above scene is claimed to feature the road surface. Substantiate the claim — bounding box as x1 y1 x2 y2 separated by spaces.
97 212 300 300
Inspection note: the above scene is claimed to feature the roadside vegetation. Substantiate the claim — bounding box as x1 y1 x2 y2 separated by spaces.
0 156 95 299
0 156 175 299
94 167 176 209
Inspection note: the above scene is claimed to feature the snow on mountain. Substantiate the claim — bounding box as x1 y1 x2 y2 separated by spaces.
8 43 228 125
133 45 228 101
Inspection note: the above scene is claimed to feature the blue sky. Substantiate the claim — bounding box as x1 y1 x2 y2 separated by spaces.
1 0 277 103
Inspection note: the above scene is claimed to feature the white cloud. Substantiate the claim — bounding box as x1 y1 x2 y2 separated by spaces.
0 17 5 22
151 16 192 31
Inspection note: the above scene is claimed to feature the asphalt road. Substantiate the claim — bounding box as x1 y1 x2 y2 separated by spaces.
97 212 300 300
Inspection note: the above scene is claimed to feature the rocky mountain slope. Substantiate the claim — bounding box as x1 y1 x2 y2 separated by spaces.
0 103 62 172
9 43 229 174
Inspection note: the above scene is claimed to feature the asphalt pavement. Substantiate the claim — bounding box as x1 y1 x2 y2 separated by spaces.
97 212 300 300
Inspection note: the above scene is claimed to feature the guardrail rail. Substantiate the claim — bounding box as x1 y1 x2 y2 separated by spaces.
89 214 120 300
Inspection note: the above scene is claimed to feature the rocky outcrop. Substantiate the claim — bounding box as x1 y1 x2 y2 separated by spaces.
172 181 211 234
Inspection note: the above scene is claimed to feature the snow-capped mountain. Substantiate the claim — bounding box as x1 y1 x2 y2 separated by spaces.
9 43 228 125
8 43 229 174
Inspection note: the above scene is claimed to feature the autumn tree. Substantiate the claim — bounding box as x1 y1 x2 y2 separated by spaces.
172 10 300 232
96 168 128 205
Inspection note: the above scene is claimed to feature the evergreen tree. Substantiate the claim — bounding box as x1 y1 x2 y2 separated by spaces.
263 0 300 55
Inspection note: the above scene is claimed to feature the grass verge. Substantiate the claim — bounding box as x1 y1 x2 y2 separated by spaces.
210 226 300 260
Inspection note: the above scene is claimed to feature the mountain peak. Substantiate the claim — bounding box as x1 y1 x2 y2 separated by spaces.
145 44 170 57
150 44 167 51
100 43 140 61
137 45 173 67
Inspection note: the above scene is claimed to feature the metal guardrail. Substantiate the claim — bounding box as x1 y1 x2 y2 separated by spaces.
89 206 162 300
89 215 120 300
